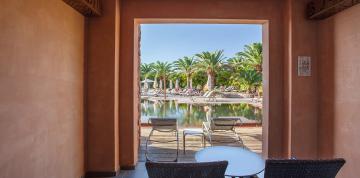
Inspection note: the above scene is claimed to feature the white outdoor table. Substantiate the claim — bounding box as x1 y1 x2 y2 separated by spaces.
195 146 265 178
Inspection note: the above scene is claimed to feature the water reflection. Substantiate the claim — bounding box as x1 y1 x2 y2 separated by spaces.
141 99 262 127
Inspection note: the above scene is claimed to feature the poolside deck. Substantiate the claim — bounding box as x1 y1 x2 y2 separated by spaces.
118 126 262 178
118 126 261 177
139 126 262 162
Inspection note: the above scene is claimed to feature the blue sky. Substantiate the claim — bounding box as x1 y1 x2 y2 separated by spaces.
140 24 262 64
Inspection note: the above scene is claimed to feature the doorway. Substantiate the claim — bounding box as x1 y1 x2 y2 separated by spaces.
134 19 269 162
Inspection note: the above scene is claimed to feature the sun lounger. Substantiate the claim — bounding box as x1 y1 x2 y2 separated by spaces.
145 118 179 162
202 117 242 145
190 90 217 102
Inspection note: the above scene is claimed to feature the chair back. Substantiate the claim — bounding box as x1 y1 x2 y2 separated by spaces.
202 91 210 97
146 161 228 178
264 159 345 178
149 118 177 131
210 117 239 131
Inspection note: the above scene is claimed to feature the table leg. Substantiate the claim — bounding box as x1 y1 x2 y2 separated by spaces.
183 133 186 154
203 134 206 147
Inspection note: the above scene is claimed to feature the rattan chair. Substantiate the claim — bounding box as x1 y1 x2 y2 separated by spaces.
262 158 345 178
145 118 179 162
145 161 228 178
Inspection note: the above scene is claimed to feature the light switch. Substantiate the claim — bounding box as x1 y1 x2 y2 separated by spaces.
298 56 311 76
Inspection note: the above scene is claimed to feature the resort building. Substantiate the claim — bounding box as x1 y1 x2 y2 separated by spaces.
0 0 359 177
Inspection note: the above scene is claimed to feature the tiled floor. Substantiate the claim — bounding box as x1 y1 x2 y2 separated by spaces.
118 163 148 178
117 126 262 178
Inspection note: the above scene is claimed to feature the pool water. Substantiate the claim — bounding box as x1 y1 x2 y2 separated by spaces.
141 99 262 127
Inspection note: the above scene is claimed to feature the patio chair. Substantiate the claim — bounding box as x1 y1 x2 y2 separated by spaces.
225 86 235 92
179 89 188 96
146 161 228 178
204 90 217 102
259 158 345 178
191 90 217 102
171 89 179 95
185 88 201 96
202 117 242 145
145 118 179 162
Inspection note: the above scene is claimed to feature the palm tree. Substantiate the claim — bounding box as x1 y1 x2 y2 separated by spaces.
227 57 244 71
173 56 196 89
239 69 262 94
236 43 263 72
195 50 226 90
153 61 172 99
140 63 153 80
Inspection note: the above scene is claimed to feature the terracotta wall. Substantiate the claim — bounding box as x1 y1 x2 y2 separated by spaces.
318 4 360 178
282 0 292 157
0 0 85 178
86 0 120 174
285 0 319 158
120 0 286 166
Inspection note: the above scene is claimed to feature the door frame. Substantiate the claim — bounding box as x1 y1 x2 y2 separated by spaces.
133 18 270 159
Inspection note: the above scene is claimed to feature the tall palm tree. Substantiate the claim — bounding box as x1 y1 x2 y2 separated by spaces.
173 56 196 89
236 43 263 73
140 63 153 80
153 61 172 99
195 50 226 90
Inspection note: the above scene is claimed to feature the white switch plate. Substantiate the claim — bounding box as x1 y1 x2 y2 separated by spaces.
298 56 311 76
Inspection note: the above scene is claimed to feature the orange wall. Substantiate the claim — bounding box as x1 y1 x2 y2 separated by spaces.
0 0 85 178
286 0 319 158
120 0 286 166
86 0 120 174
3 1 358 177
318 4 360 178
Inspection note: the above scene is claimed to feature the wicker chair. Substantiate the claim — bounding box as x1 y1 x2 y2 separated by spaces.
262 158 345 178
145 161 228 178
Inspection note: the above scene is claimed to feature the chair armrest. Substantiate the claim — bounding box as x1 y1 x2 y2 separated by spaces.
237 117 243 124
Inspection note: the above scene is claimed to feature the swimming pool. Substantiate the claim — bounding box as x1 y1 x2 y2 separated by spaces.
141 99 262 127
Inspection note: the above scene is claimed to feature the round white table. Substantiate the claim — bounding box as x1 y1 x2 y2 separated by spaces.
195 146 265 178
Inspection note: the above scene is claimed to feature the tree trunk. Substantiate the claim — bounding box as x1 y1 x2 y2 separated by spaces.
164 77 167 100
186 73 190 89
206 72 215 90
206 74 211 90
189 78 193 89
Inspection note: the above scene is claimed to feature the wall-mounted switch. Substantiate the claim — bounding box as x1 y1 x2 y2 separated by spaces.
298 56 311 76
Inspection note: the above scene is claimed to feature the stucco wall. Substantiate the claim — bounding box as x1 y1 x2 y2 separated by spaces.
0 0 85 177
318 4 360 178
86 0 120 173
287 0 319 158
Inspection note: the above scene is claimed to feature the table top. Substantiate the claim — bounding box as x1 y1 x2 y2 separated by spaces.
195 146 265 177
183 128 204 134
